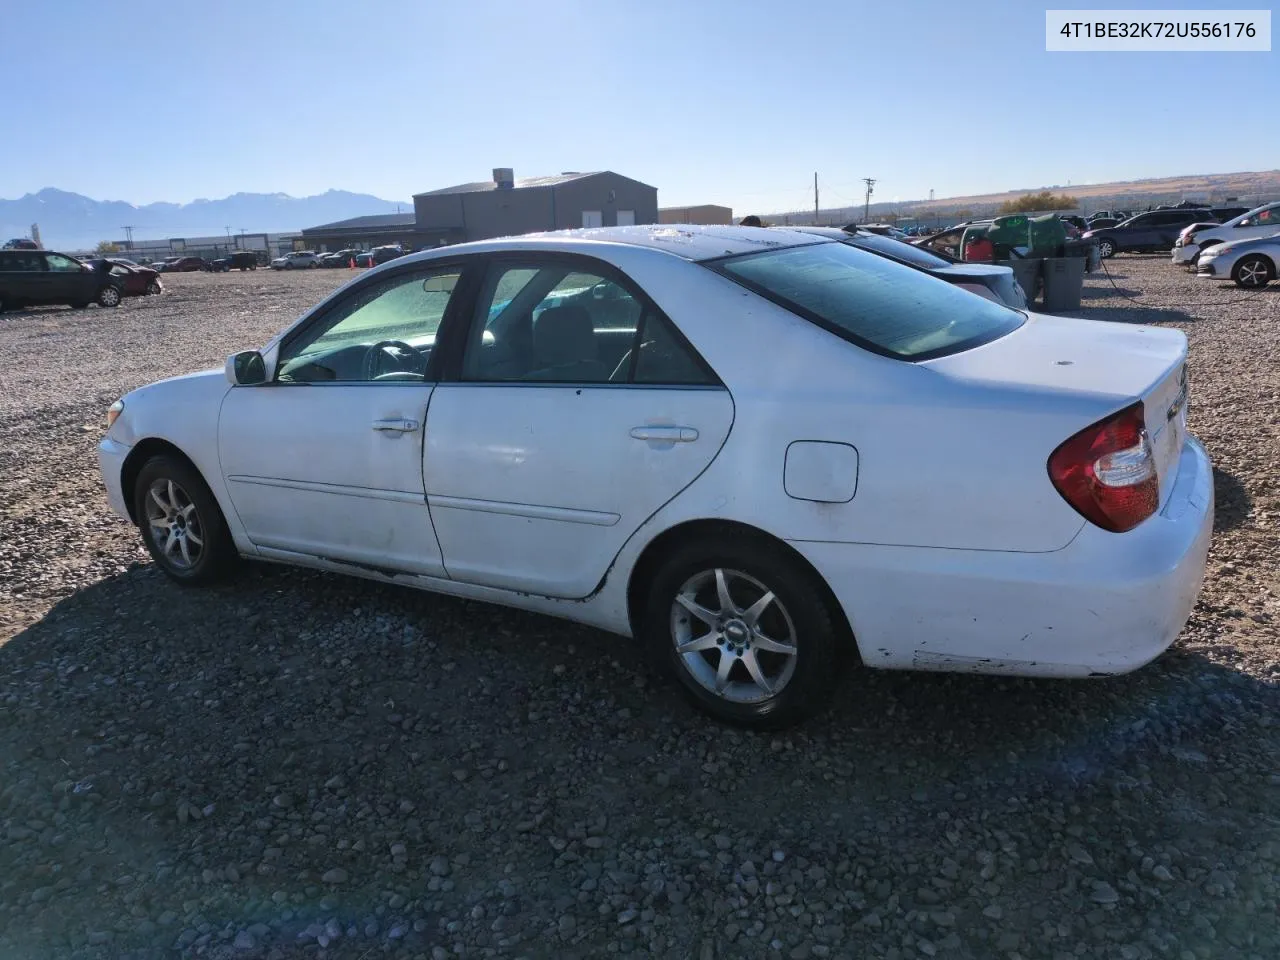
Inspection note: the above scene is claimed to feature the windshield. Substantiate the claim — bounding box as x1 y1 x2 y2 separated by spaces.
847 233 950 269
710 241 1024 360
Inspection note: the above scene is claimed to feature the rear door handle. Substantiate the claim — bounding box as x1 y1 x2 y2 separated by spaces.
372 417 419 433
630 425 698 443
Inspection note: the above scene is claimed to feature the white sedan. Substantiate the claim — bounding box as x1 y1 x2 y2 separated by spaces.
270 251 322 270
98 225 1213 728
1195 233 1279 288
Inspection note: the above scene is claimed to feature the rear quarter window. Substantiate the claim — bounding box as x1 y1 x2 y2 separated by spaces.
711 241 1024 361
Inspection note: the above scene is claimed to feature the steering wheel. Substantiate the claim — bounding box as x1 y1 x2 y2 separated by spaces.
363 340 423 381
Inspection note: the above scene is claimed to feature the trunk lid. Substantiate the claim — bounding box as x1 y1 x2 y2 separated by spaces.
926 313 1188 508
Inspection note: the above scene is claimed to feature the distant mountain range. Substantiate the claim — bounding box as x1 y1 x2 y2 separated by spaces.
0 188 412 250
764 169 1280 225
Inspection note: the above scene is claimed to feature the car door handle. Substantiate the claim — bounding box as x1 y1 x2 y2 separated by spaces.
371 417 419 433
630 425 698 443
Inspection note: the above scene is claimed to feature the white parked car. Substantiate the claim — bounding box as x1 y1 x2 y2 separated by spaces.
1171 201 1280 265
97 225 1213 728
1194 233 1279 288
270 251 322 270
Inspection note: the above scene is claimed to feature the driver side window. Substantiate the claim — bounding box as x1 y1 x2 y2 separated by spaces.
276 267 461 383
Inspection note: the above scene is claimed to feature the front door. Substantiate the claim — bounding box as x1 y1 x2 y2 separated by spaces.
218 263 470 577
424 256 733 598
43 252 95 304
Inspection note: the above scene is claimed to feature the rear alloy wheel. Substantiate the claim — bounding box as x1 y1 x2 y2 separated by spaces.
97 285 122 307
1232 254 1274 289
134 455 238 584
1097 238 1116 259
644 537 844 729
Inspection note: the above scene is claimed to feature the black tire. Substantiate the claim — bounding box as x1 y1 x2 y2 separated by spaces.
96 285 121 308
641 534 846 729
1097 238 1116 259
1231 254 1274 289
146 280 162 296
133 455 238 585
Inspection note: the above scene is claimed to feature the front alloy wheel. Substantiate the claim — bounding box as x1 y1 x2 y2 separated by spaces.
1233 254 1274 289
672 568 798 703
1097 238 1116 258
145 479 205 570
97 285 121 307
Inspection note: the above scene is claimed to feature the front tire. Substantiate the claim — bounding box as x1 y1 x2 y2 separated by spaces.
133 455 238 585
1232 254 1274 289
96 286 121 308
642 535 845 729
1097 238 1116 259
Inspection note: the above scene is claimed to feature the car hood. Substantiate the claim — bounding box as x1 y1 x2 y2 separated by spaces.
1210 232 1280 255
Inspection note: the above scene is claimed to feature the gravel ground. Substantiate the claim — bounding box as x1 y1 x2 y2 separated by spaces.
0 261 1277 960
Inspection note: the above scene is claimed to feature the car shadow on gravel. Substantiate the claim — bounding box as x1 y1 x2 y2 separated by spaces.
2 561 1277 957
1212 466 1253 533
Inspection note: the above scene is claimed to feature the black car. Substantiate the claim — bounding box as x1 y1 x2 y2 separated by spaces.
320 249 360 268
1083 209 1216 258
0 249 125 311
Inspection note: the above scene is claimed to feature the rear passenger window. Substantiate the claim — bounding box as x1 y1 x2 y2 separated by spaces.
461 260 717 386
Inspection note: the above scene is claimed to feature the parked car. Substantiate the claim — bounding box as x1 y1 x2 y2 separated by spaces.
97 225 1211 728
1085 217 1121 230
320 249 360 267
3 238 40 250
1088 210 1126 222
0 248 125 311
103 258 163 297
1171 201 1280 265
370 244 408 265
784 225 1027 308
271 251 322 270
1210 206 1250 222
354 251 376 268
1082 209 1216 258
1195 234 1279 288
165 256 210 272
1059 215 1090 237
226 251 259 271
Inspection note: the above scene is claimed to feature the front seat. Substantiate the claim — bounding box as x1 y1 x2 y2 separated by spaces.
525 304 609 381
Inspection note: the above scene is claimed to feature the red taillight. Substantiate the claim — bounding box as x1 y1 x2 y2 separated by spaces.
1048 402 1159 533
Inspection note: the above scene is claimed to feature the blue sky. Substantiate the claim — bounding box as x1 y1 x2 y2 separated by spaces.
4 0 1275 213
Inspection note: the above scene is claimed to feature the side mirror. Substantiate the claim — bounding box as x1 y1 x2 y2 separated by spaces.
226 350 267 385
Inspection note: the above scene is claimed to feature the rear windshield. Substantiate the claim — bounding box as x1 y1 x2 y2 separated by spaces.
847 233 951 269
711 241 1024 360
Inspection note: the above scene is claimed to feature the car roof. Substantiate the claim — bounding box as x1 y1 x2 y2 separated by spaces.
499 224 828 262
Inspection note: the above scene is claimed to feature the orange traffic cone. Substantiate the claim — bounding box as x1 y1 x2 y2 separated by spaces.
349 257 355 269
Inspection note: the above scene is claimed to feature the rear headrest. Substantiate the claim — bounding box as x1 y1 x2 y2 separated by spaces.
534 305 596 365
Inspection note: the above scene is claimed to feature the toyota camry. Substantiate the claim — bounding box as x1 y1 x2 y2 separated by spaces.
98 225 1213 728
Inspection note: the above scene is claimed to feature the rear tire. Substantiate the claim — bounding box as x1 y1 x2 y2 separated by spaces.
641 534 845 729
133 455 238 585
1097 238 1116 259
1232 254 1275 289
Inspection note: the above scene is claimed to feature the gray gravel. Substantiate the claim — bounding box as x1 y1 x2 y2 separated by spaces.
1 262 1277 960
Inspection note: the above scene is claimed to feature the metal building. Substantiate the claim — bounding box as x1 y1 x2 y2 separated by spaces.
414 169 658 242
659 204 734 225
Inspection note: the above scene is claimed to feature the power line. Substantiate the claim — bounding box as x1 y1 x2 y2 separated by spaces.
862 178 877 223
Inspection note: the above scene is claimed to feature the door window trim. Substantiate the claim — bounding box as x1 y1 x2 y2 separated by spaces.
437 251 722 389
269 256 484 386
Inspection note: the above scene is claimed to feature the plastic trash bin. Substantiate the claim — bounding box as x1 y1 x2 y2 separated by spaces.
998 258 1043 307
1041 257 1086 312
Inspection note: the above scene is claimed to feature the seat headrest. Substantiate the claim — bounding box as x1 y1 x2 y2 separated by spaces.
534 305 596 366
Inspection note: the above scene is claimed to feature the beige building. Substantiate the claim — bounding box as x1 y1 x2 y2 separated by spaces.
659 204 733 225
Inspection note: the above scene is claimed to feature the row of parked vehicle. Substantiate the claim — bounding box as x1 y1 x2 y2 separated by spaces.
270 245 413 270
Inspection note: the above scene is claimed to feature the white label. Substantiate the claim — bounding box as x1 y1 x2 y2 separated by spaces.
1046 10 1271 50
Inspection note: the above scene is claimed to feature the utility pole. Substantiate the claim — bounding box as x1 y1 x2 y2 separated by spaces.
121 225 134 249
929 188 935 202
862 178 876 223
814 172 819 224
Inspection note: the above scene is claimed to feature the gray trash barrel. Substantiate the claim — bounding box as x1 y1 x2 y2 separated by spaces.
1041 257 1086 312
998 258 1043 307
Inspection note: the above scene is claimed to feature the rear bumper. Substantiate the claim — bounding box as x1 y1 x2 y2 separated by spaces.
790 437 1213 678
97 435 133 520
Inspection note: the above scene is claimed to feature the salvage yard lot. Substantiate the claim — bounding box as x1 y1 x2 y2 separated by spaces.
0 262 1277 959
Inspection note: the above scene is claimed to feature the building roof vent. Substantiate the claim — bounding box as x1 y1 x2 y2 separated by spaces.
493 168 515 189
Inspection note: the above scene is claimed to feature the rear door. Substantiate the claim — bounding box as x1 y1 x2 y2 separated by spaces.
423 254 733 598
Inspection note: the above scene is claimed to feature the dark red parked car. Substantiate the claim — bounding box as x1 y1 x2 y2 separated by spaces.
166 256 210 272
104 259 164 297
